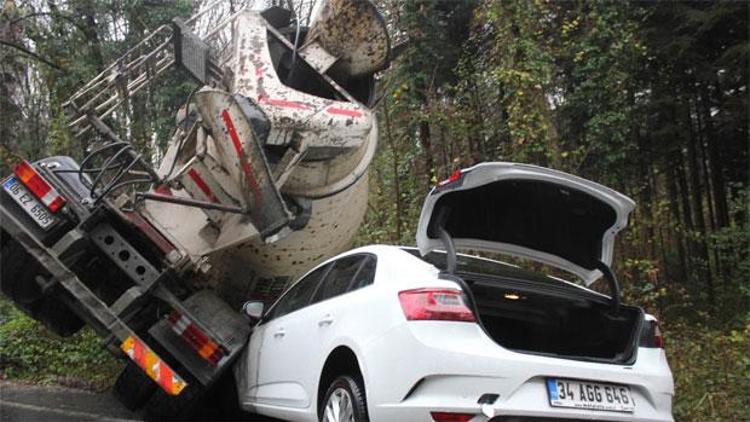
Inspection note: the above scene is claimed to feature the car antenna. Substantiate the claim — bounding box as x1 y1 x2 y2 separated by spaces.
595 261 621 314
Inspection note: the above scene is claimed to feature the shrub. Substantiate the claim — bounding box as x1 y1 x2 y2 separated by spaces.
666 317 750 421
0 299 121 391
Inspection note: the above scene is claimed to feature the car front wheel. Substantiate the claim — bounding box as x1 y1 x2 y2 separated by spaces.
320 375 368 422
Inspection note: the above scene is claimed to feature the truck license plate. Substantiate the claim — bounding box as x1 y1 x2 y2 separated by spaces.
547 378 635 413
3 177 57 229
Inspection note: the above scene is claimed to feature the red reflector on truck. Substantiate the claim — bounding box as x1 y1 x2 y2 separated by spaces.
121 336 187 396
399 288 476 322
13 161 66 212
168 311 228 365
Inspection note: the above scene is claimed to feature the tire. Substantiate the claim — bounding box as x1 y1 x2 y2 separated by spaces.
113 361 157 411
0 238 83 336
144 384 206 421
319 375 369 422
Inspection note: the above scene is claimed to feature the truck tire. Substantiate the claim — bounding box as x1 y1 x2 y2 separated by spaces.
113 361 157 411
0 236 83 336
144 385 206 421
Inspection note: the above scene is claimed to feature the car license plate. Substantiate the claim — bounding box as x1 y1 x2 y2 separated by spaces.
546 378 635 413
3 177 57 229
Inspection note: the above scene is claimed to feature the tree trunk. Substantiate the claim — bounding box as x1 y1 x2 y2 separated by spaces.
695 98 726 282
700 85 729 228
686 101 714 302
675 154 695 282
636 136 657 262
382 99 401 242
72 0 104 72
665 161 687 283
418 119 434 186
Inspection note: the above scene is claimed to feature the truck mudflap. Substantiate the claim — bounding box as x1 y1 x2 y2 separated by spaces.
149 290 251 386
121 335 189 396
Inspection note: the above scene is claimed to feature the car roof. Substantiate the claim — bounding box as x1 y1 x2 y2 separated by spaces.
303 244 607 299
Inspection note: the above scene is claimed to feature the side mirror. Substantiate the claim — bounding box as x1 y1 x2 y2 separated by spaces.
242 301 265 320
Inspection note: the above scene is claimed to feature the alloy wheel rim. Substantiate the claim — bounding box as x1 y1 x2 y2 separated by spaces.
323 387 355 422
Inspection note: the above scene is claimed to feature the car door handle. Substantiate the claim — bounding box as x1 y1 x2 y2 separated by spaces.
318 315 334 326
273 328 285 338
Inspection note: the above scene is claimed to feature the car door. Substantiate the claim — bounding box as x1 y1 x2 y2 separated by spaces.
308 254 377 335
308 254 371 325
252 254 375 415
248 263 331 410
300 254 377 402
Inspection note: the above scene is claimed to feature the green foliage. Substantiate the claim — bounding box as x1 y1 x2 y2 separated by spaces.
476 0 557 162
0 299 121 391
0 0 197 170
666 318 750 421
359 2 748 420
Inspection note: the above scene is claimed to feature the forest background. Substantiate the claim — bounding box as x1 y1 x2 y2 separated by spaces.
0 0 747 420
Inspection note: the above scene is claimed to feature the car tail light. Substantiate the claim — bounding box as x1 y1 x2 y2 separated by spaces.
437 169 463 186
168 310 228 365
399 288 475 322
640 319 665 348
13 160 66 212
653 321 665 348
430 412 476 422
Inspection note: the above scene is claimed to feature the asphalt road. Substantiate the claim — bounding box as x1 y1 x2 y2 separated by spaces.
0 381 141 421
0 381 277 421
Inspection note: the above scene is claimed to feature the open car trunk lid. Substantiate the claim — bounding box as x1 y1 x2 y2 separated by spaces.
416 162 635 285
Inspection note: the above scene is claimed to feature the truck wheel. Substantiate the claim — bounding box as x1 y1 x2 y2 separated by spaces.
320 375 369 422
0 237 83 336
113 361 157 411
144 384 206 421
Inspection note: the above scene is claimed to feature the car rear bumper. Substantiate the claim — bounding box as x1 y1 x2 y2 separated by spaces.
360 321 674 422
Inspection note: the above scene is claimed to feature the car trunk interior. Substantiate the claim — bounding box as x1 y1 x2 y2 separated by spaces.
462 273 642 364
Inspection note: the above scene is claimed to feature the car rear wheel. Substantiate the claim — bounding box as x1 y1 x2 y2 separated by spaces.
320 375 368 422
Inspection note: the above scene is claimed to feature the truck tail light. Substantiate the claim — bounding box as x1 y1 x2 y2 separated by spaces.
398 288 475 322
121 336 187 396
168 311 228 365
431 412 476 422
13 160 66 212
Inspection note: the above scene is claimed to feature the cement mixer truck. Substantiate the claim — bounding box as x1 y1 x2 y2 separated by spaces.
0 0 390 415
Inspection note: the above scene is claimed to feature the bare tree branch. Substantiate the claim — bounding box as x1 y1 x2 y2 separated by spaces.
0 40 67 72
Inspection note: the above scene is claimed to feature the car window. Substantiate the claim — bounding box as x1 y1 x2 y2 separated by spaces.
266 263 330 321
349 255 376 291
311 255 364 304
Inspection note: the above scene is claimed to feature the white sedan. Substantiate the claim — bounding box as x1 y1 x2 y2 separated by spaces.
233 162 674 422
